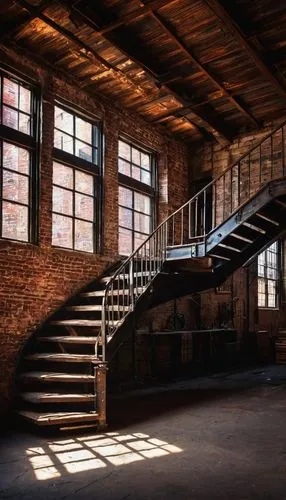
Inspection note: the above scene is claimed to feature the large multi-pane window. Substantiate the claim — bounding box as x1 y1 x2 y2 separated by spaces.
118 139 155 255
258 241 280 308
52 104 101 253
0 71 38 242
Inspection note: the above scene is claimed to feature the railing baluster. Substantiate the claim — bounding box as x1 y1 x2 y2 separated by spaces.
259 145 262 187
248 154 250 198
283 126 285 176
204 189 207 235
195 197 198 237
238 161 241 205
181 207 184 244
271 135 273 180
212 182 216 230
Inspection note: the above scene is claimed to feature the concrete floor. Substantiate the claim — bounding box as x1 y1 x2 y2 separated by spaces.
1 365 286 499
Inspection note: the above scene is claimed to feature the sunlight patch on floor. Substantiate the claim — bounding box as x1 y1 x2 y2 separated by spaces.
26 431 183 480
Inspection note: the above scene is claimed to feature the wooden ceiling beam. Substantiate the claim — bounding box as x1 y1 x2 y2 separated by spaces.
0 0 55 42
204 0 286 98
71 3 232 142
73 0 179 36
15 0 157 102
149 9 259 127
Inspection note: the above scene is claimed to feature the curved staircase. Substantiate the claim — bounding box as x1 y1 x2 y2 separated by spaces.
16 120 286 429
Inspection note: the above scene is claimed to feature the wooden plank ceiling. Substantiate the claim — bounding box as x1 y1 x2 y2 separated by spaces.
1 0 286 143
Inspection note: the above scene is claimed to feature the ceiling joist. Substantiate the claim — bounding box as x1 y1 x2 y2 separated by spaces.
204 0 286 99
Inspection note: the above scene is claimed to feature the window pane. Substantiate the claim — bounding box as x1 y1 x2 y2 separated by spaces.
53 186 73 215
134 231 146 250
2 105 18 130
75 140 92 162
75 219 93 253
131 166 141 181
119 159 130 177
134 212 150 234
75 193 94 221
52 213 73 248
3 78 18 108
19 86 31 114
119 186 132 208
119 207 132 230
3 143 29 174
54 129 74 154
55 106 73 134
3 171 29 204
75 170 93 195
134 192 151 215
2 201 28 241
53 162 73 188
75 117 92 144
141 152 151 170
119 227 132 255
141 169 151 185
132 147 140 165
119 140 130 161
19 112 30 135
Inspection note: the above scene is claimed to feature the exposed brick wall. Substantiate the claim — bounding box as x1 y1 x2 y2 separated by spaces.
0 46 190 413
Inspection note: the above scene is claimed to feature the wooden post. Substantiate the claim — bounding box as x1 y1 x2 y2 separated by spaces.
95 363 108 430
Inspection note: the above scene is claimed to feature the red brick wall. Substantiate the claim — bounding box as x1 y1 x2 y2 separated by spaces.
0 46 190 413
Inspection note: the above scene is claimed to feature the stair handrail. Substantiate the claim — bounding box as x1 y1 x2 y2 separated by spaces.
101 119 286 358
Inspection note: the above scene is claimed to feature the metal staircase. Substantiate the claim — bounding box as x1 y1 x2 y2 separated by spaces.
17 120 286 429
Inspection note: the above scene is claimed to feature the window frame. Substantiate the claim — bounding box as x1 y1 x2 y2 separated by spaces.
118 137 157 256
52 101 103 254
0 66 40 244
257 240 281 310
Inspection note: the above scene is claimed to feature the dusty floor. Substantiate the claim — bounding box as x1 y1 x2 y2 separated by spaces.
1 365 286 499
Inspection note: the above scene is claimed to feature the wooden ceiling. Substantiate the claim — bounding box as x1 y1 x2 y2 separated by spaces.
1 0 286 143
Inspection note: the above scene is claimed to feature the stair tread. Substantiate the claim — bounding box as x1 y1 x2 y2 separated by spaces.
81 287 144 297
101 271 156 282
20 372 95 382
21 392 94 403
51 319 103 326
39 336 100 344
67 305 126 312
18 410 99 426
25 353 100 362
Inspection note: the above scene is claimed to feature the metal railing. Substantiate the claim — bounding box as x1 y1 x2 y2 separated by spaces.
101 120 286 359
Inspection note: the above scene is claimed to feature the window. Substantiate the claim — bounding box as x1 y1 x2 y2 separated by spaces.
52 104 101 253
258 241 280 308
118 139 155 255
0 71 38 242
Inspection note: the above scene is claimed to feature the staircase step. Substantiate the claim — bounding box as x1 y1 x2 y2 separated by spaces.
231 232 253 243
208 253 231 261
51 319 103 327
18 410 99 426
39 336 99 344
256 212 279 226
217 243 241 253
242 222 266 234
66 305 126 312
20 372 95 383
274 198 286 209
25 353 100 363
21 392 95 403
101 271 156 283
81 287 144 297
